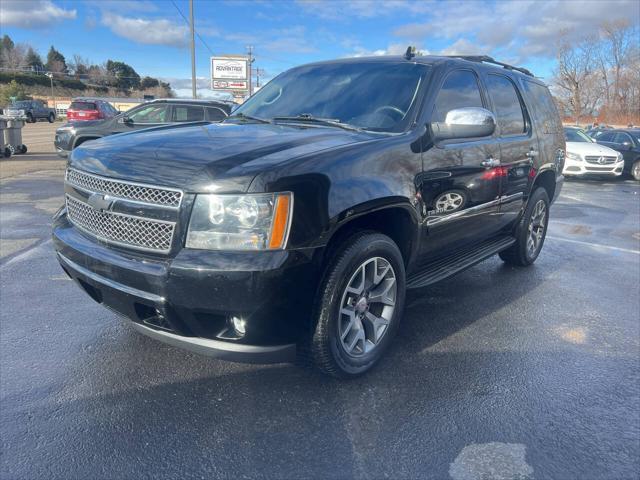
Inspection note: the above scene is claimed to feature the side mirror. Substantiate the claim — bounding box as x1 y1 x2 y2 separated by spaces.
122 116 133 124
622 141 632 149
431 107 496 141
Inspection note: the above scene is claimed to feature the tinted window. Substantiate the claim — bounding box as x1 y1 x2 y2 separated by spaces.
613 132 632 144
486 75 526 135
597 131 615 142
235 62 429 132
522 80 562 134
128 104 169 123
433 70 483 123
70 102 97 111
206 107 227 121
172 105 204 122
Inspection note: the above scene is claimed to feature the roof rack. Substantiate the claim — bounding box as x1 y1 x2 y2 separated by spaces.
447 55 534 77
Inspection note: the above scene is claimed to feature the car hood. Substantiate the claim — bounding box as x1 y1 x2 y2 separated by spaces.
69 122 378 192
566 141 619 157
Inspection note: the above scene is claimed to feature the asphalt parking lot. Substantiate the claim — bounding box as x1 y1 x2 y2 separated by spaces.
1 123 639 480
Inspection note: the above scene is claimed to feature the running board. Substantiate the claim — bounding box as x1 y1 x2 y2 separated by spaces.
407 236 516 289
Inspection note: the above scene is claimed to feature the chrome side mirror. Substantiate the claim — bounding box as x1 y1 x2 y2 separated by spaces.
432 107 496 141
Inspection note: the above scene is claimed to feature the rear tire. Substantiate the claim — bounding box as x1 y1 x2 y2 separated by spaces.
499 187 550 266
632 160 640 181
302 232 406 378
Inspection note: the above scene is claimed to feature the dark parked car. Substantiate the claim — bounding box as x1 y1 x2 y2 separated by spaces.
54 99 233 157
66 98 119 121
593 129 640 180
4 99 55 123
53 52 564 377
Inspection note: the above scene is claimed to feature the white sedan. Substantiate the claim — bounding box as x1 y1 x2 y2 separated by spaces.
563 127 624 177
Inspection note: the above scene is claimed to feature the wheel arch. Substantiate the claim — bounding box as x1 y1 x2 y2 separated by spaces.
319 202 420 269
532 169 556 202
72 136 101 149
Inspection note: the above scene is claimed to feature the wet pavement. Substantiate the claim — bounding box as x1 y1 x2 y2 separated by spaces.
1 169 639 480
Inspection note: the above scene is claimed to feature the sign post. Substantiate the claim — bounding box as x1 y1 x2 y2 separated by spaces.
211 55 250 102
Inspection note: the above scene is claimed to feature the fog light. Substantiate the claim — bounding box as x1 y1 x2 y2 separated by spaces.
231 316 246 335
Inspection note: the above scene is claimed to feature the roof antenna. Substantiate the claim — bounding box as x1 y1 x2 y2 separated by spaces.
404 46 417 60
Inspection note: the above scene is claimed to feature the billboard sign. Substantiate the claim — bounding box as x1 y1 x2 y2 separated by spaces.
211 56 249 92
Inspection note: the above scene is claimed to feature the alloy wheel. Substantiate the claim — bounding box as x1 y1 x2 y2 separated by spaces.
527 199 547 257
338 257 397 357
435 192 464 212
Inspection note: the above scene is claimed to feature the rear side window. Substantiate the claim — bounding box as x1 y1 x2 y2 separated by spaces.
613 132 633 144
485 74 526 135
206 107 227 121
522 80 562 134
173 105 205 122
433 70 483 122
597 131 615 142
70 102 97 111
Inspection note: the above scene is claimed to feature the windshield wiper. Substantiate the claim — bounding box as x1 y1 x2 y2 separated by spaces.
273 114 361 132
224 113 272 124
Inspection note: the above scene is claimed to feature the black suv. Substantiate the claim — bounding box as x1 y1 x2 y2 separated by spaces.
593 129 640 180
53 53 564 377
54 98 234 157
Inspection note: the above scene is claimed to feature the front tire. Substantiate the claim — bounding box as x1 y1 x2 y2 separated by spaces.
48 113 55 123
499 187 550 266
305 232 406 378
26 113 34 123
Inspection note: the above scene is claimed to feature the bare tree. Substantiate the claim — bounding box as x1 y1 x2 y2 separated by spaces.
553 33 601 123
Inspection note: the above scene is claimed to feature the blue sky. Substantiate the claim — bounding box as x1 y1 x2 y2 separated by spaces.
2 0 639 98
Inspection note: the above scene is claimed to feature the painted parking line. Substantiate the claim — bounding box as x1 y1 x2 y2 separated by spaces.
547 235 640 255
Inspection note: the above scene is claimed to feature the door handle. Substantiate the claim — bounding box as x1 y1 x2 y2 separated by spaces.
481 157 501 168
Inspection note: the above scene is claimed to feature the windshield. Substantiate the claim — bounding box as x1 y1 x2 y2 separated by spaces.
233 62 429 133
564 128 593 143
11 101 30 108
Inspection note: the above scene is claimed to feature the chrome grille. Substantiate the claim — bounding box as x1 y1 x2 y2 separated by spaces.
585 155 617 165
66 168 182 207
65 195 175 253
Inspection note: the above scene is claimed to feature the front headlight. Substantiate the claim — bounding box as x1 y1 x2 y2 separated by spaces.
616 152 624 162
186 193 293 251
566 151 582 161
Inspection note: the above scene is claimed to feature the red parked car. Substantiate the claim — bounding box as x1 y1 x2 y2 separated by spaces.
66 99 119 121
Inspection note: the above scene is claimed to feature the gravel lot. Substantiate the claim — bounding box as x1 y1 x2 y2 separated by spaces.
1 124 639 480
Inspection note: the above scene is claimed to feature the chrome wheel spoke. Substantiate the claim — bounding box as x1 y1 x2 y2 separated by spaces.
338 256 397 358
363 311 389 343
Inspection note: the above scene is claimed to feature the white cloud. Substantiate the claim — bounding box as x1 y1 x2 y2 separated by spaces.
296 0 434 19
0 0 76 28
101 12 189 48
437 38 485 56
393 0 640 61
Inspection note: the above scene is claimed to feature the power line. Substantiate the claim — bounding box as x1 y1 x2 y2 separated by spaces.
170 0 215 55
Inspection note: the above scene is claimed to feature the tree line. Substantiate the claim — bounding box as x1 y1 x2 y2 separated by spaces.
0 35 173 97
553 20 639 126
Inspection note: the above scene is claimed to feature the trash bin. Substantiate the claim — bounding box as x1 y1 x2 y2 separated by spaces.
0 117 11 158
1 116 27 154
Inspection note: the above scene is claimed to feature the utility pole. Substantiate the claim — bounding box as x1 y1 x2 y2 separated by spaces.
189 0 197 98
254 68 265 89
46 72 55 111
246 45 254 96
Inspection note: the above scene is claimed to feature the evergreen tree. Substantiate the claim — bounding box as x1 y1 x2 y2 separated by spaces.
45 46 67 73
24 47 44 73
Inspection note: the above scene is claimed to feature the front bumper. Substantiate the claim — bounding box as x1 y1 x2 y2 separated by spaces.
563 158 624 177
53 213 320 363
